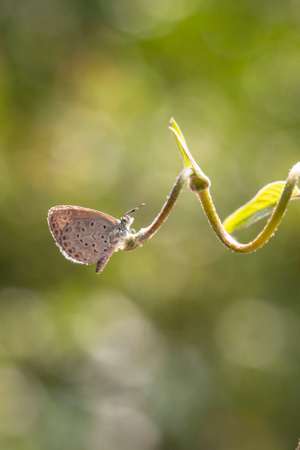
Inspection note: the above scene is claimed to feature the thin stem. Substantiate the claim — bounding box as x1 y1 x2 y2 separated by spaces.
192 162 300 253
124 116 299 255
124 167 193 251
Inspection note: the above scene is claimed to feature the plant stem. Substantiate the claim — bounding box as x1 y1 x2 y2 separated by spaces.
192 162 300 253
124 167 193 251
124 116 299 255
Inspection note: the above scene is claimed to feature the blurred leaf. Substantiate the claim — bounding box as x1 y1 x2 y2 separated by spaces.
223 181 300 233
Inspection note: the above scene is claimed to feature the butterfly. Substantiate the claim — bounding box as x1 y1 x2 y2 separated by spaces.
47 205 141 274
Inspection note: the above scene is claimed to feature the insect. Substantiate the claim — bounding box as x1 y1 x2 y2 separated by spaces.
47 205 142 274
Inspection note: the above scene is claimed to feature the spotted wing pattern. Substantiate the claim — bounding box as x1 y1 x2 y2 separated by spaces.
47 205 120 273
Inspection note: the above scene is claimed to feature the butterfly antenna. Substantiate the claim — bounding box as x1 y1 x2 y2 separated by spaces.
124 203 145 216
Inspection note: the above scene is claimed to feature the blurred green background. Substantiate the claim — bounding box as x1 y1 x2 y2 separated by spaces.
0 1 300 449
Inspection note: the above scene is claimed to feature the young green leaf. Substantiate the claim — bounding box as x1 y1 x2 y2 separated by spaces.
169 118 211 190
223 181 300 233
169 118 192 168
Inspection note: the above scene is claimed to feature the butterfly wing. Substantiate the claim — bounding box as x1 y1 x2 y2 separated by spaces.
48 206 119 272
48 205 118 236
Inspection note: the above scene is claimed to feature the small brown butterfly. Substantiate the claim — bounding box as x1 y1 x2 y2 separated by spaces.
47 205 141 274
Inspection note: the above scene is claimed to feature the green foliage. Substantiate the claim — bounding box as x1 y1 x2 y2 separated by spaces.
169 118 190 167
223 182 300 233
169 118 211 190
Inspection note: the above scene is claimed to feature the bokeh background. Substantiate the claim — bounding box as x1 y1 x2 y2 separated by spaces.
0 1 300 449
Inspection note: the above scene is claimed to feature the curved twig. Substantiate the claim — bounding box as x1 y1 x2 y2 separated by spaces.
191 162 300 253
124 167 193 251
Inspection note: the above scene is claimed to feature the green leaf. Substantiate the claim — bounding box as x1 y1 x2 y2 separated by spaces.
169 118 211 190
223 181 300 233
169 118 192 168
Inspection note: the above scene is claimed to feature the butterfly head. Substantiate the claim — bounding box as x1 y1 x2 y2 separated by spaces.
121 214 134 228
121 203 144 233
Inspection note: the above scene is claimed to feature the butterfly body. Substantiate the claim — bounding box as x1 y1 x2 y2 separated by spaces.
47 205 133 274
